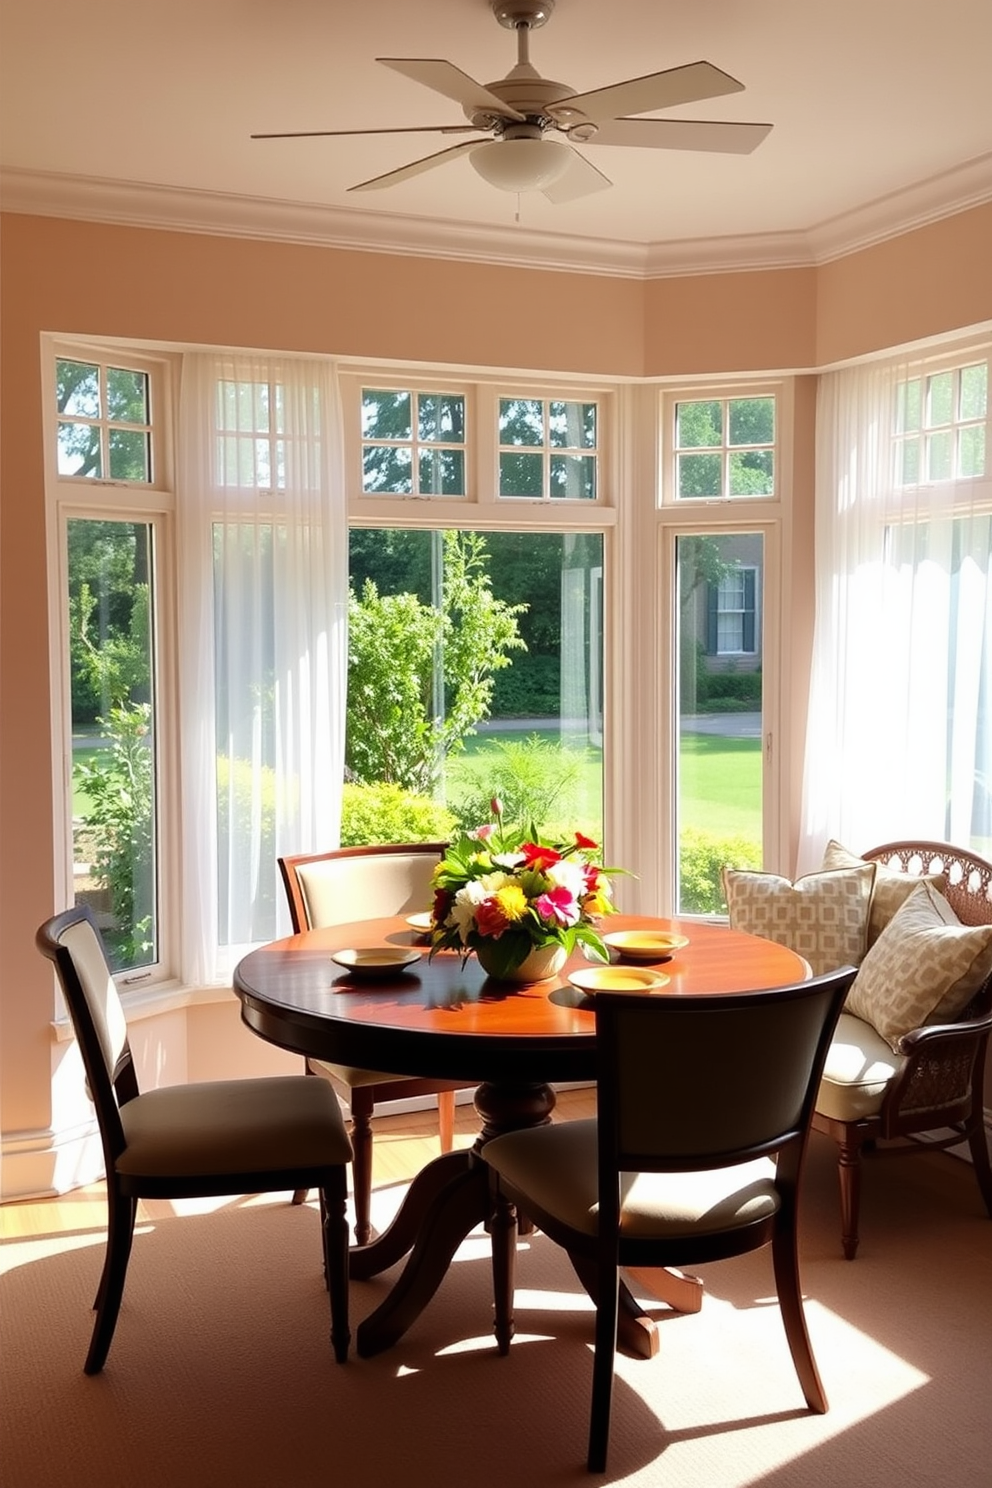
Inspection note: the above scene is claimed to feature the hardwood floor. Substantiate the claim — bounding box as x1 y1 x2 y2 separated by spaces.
0 1086 595 1241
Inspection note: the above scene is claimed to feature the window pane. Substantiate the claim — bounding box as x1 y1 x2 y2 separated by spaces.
958 425 986 478
898 437 921 485
678 451 722 498
729 397 774 446
729 449 774 496
58 420 102 478
364 445 412 493
550 453 596 499
346 528 604 842
57 359 101 418
107 367 149 424
959 363 988 421
69 519 157 973
499 398 543 446
363 389 411 441
419 448 464 495
675 534 763 914
676 401 721 448
500 450 543 496
109 428 151 482
896 378 922 434
926 371 954 427
926 429 953 481
548 400 596 449
418 394 464 443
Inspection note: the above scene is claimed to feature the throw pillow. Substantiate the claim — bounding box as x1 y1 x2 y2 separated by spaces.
722 863 876 976
843 881 992 1050
821 839 947 946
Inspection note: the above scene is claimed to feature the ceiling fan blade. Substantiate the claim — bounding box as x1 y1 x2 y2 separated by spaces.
590 117 773 155
377 57 525 121
542 149 612 204
348 140 479 193
552 60 745 126
252 125 479 140
252 124 475 139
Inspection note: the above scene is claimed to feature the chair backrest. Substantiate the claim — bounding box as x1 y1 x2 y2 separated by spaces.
594 967 856 1188
278 842 446 931
36 904 136 1165
864 841 992 927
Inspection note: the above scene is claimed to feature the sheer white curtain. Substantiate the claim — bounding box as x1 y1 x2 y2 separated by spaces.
800 345 991 871
178 352 348 985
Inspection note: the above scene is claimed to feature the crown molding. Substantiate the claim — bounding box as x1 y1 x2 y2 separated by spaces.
3 154 991 280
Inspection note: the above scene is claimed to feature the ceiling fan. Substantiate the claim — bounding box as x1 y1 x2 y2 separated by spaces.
251 0 772 203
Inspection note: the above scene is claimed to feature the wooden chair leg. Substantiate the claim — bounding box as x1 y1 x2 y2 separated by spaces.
770 1209 827 1413
350 1087 375 1246
588 1259 620 1473
320 1176 351 1363
967 1110 992 1217
836 1129 865 1260
490 1188 517 1355
437 1090 456 1153
86 1188 136 1375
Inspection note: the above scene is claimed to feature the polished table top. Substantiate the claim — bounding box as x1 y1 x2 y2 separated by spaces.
233 914 811 1086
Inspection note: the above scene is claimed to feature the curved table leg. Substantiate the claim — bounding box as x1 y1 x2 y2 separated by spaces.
356 1157 490 1357
349 1149 472 1281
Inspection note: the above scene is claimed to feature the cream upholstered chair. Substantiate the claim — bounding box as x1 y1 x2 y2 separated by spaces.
36 904 352 1374
812 841 992 1259
484 967 855 1473
279 842 465 1244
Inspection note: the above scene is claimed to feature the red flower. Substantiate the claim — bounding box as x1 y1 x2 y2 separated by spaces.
432 888 453 924
519 841 563 871
475 896 510 938
574 832 598 851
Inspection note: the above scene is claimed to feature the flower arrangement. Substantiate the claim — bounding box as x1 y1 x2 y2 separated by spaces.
428 799 621 980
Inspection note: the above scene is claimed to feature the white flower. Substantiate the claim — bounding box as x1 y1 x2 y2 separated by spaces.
546 858 587 898
450 880 489 944
491 851 525 871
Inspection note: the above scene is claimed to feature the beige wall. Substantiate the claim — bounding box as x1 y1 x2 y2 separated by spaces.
2 204 990 1198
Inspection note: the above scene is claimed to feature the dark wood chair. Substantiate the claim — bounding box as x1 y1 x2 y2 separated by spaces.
279 842 466 1244
36 904 352 1374
484 966 855 1473
813 840 992 1259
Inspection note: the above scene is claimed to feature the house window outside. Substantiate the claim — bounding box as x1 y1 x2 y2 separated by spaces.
712 567 758 655
361 387 467 496
674 396 775 500
895 362 987 485
498 397 598 500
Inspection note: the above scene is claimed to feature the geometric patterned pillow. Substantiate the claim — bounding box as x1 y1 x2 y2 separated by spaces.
821 839 947 946
843 881 992 1051
722 862 876 976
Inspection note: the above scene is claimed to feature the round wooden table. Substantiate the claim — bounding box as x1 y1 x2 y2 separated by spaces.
234 914 809 1357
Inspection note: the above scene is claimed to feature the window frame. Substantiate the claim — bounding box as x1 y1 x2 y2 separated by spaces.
43 338 181 992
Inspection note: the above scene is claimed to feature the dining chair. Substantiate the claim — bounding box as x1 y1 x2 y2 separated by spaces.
484 965 855 1473
812 840 992 1258
278 842 466 1245
36 903 353 1374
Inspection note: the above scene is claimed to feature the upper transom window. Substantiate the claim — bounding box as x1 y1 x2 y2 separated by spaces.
56 357 153 483
674 395 775 500
498 397 598 501
362 388 467 497
895 362 987 485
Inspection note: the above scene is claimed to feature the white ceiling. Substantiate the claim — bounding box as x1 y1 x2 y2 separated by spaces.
3 0 992 274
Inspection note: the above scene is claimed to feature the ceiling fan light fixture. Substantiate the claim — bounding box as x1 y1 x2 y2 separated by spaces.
470 136 569 192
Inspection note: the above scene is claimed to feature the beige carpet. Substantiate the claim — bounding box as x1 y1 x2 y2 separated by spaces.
2 1133 991 1488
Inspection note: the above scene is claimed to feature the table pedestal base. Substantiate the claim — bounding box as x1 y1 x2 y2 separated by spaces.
350 1080 700 1359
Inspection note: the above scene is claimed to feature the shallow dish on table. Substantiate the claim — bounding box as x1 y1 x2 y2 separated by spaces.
405 912 433 935
603 929 689 962
568 965 670 995
331 947 422 978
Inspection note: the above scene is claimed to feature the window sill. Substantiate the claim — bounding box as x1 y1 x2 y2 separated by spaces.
52 981 235 1041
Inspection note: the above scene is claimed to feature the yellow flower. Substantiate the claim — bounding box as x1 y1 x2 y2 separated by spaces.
494 883 528 922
